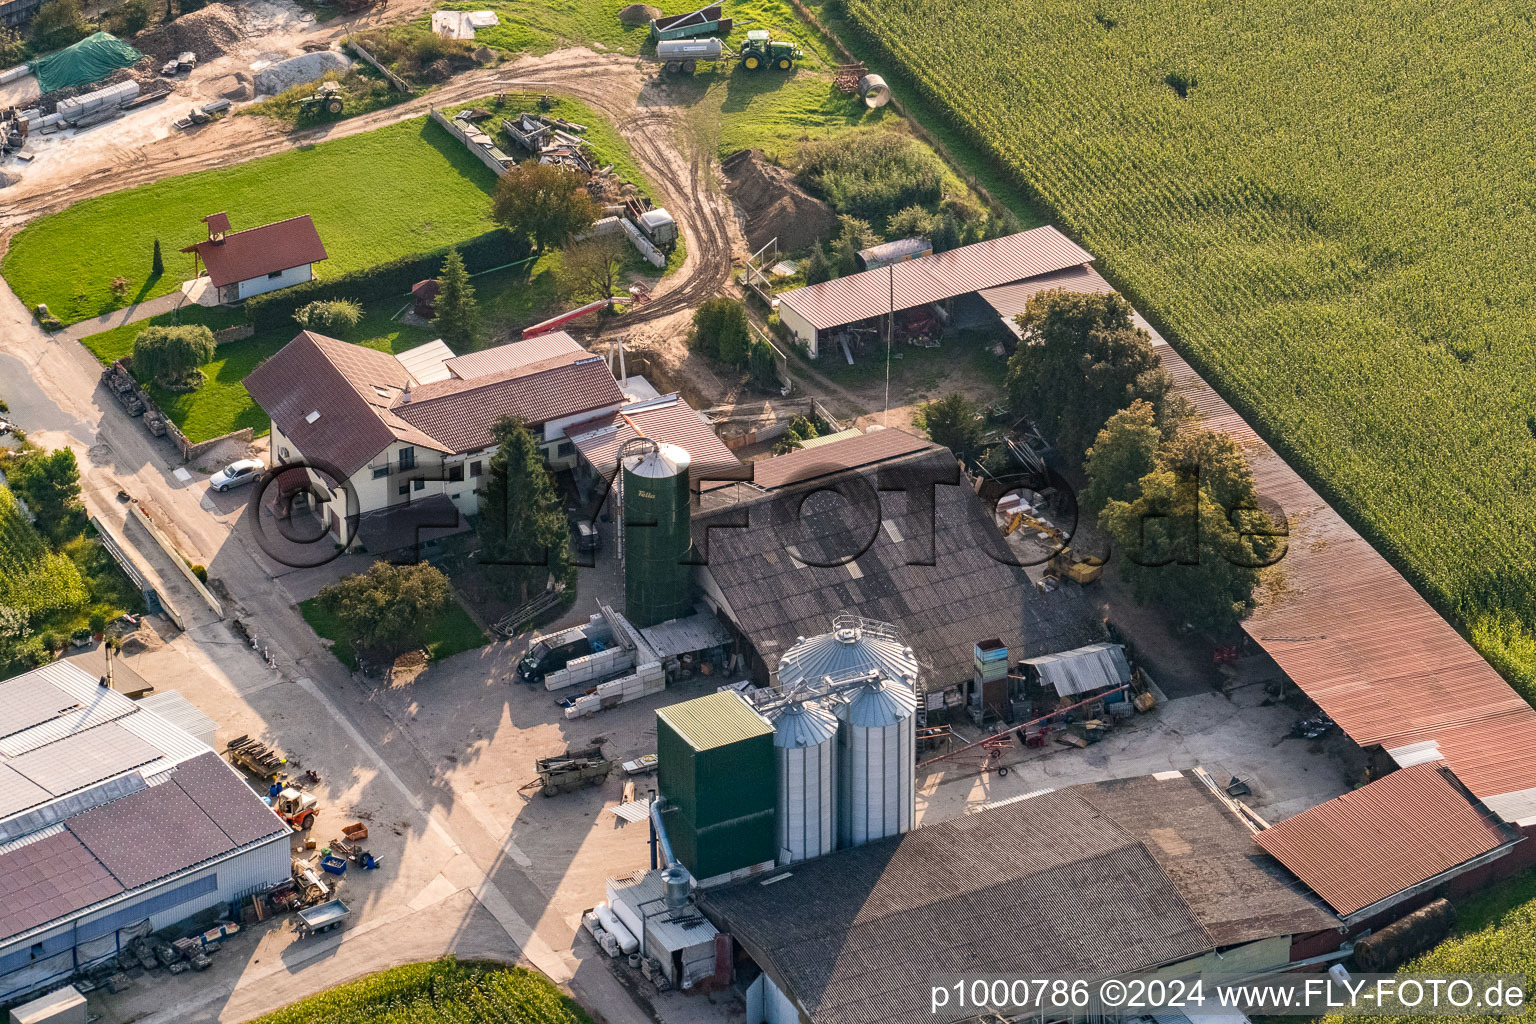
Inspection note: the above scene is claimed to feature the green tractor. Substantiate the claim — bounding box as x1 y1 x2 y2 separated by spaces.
739 29 802 71
298 81 345 118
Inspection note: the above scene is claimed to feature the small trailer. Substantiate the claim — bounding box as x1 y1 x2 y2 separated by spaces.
649 4 733 42
296 899 350 937
526 746 613 796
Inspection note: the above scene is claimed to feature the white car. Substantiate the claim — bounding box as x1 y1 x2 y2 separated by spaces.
210 459 264 492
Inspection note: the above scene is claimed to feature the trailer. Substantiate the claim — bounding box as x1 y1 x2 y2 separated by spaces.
296 899 350 937
526 745 614 796
225 734 289 777
649 4 733 42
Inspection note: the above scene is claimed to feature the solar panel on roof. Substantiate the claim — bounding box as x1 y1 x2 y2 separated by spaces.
0 830 122 942
8 723 162 796
0 676 80 739
67 782 233 889
169 752 286 847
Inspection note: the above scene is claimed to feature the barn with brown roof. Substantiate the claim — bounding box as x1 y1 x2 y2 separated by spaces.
181 212 328 304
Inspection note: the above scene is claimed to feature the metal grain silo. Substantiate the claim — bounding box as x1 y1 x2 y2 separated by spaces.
775 615 919 690
835 677 916 848
622 440 693 628
765 700 838 863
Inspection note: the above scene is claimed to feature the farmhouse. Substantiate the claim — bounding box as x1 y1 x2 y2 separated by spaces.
245 330 737 544
180 212 328 304
692 428 1100 698
774 226 1093 357
0 662 290 1005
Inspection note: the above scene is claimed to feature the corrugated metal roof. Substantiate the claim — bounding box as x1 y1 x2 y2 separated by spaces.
1254 764 1517 917
443 331 584 380
656 691 772 751
975 264 1117 335
395 339 457 385
7 724 161 797
778 226 1093 331
640 608 733 659
136 691 217 746
1151 332 1536 819
1022 642 1131 697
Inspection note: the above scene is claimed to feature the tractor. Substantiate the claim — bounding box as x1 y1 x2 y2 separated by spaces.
739 29 801 71
298 81 345 118
273 787 320 830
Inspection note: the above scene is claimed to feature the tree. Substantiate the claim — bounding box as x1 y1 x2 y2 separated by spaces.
804 245 832 285
316 561 454 654
1158 427 1257 513
886 205 936 240
1083 400 1161 515
112 0 149 34
1004 290 1181 460
433 249 482 351
294 298 363 331
478 417 571 602
0 25 27 68
491 161 599 251
31 0 90 49
930 211 962 253
131 324 216 387
691 296 751 366
915 392 984 460
151 238 164 277
831 216 877 277
7 447 83 544
773 414 824 455
749 337 780 391
557 234 627 302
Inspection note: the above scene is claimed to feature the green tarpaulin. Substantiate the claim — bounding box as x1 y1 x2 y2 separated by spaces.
31 32 142 93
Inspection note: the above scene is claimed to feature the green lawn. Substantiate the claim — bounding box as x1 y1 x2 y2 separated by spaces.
300 590 487 670
4 118 500 326
251 959 592 1024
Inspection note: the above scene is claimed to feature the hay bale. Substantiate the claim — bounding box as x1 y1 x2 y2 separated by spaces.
721 148 838 254
618 3 661 26
1353 898 1457 972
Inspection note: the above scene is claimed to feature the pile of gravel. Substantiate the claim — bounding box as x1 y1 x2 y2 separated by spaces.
254 50 352 96
132 4 246 63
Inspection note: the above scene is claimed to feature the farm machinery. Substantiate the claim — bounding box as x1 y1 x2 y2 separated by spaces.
298 81 345 117
652 28 802 74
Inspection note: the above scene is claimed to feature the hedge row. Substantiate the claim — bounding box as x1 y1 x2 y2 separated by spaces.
244 227 530 332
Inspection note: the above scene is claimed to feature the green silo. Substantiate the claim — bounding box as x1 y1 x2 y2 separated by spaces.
623 441 694 628
656 691 776 881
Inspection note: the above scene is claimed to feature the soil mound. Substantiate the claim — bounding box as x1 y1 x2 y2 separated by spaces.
132 4 246 63
619 4 661 26
254 50 352 95
722 148 837 255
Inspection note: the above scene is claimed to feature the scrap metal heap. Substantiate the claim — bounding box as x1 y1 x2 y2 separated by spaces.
502 110 595 173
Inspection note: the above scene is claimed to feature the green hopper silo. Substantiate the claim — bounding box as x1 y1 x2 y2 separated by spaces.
623 441 694 628
656 691 776 881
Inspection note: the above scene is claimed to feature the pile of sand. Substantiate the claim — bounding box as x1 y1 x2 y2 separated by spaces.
254 50 352 95
722 148 837 254
132 4 246 63
618 3 661 26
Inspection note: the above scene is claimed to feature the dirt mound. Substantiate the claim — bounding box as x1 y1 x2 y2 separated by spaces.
721 148 837 255
132 4 245 63
254 49 352 95
618 4 661 26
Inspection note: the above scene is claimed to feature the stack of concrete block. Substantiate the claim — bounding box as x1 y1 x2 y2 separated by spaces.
546 643 632 691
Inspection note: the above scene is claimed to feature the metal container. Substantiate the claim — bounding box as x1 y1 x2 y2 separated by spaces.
623 441 694 628
656 37 724 61
767 699 837 863
656 691 776 880
859 73 891 108
835 678 916 848
776 616 919 690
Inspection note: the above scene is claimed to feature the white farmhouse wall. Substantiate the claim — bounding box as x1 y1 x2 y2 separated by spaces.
778 303 819 357
236 263 315 301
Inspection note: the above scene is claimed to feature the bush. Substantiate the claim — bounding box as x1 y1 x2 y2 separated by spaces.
886 205 936 240
31 0 91 50
0 24 27 66
749 337 779 390
691 297 751 366
107 0 149 34
132 324 216 387
244 227 528 331
293 298 364 331
796 125 946 222
190 563 207 582
915 393 984 459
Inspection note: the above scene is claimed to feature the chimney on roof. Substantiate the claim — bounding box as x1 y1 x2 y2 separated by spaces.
400 381 413 405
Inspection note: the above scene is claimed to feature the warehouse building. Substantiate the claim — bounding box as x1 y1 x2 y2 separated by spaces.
0 662 290 1005
701 771 1340 1024
693 428 1102 702
774 226 1094 357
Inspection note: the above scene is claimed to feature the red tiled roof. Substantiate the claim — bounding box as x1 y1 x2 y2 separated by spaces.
777 226 1093 331
181 216 327 288
244 331 446 478
393 355 624 453
1254 764 1516 918
569 394 740 481
1153 333 1536 822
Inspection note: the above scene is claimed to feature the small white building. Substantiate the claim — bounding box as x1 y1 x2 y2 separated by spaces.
181 212 329 304
0 663 290 1006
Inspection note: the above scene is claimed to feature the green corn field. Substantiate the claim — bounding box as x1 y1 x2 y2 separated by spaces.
841 0 1536 697
252 959 593 1024
0 485 86 621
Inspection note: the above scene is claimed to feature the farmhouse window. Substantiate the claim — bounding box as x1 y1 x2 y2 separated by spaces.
470 461 483 477
448 465 464 482
398 447 416 470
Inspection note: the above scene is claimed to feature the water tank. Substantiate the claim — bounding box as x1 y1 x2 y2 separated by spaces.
623 441 694 628
836 677 916 848
767 700 837 863
657 37 724 60
859 73 891 108
776 616 919 690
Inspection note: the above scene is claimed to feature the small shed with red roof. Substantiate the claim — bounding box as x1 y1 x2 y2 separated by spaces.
181 212 328 303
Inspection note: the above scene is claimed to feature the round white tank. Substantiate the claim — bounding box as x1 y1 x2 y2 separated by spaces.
859 74 891 108
657 37 725 60
776 618 919 690
835 678 916 848
767 699 838 863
